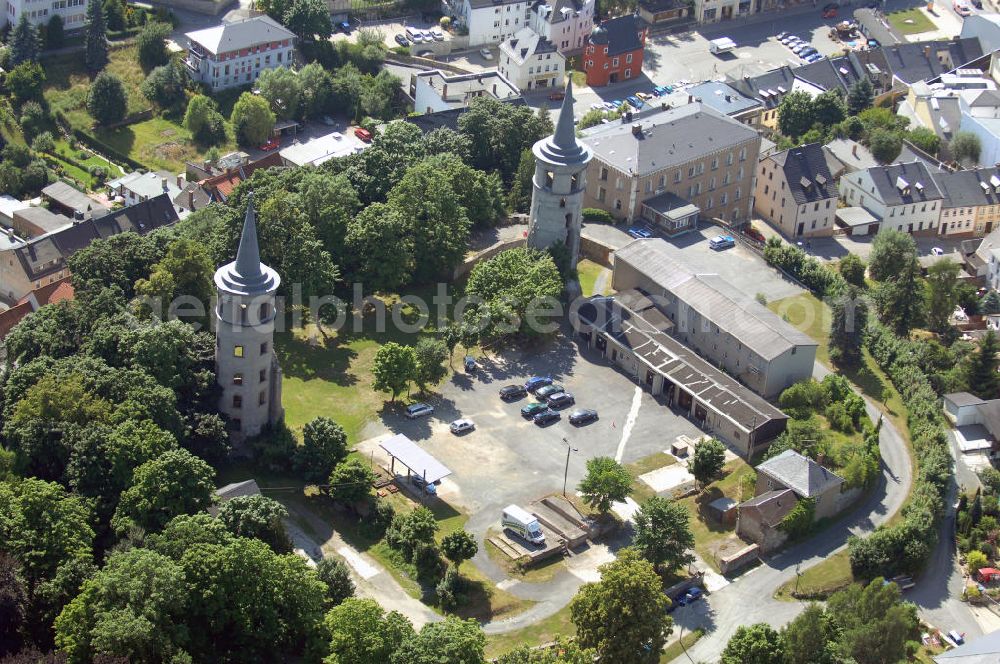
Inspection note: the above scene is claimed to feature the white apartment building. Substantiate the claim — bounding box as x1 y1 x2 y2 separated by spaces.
411 69 520 113
528 0 594 53
498 28 564 91
184 16 296 91
839 161 944 235
3 0 86 30
443 0 530 47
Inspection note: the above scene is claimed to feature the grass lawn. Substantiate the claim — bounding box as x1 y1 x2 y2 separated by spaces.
678 459 756 571
774 548 852 599
661 628 704 663
577 259 611 297
887 7 936 34
43 138 125 190
485 603 575 658
627 451 678 504
93 116 236 175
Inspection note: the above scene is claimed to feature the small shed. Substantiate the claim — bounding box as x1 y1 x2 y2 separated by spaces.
836 206 880 235
708 496 737 525
976 567 1000 583
379 433 452 484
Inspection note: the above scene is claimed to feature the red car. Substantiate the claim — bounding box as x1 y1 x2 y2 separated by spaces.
259 137 280 151
354 127 373 142
822 2 838 17
548 90 566 101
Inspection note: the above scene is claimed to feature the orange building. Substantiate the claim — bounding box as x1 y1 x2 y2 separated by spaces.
582 15 648 87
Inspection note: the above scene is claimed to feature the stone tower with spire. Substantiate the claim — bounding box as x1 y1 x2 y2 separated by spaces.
214 193 283 439
527 79 593 265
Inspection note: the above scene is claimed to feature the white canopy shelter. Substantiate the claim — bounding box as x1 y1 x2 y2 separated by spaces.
380 434 452 484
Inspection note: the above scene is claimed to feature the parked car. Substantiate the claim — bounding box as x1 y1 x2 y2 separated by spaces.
799 46 818 56
973 0 983 8
521 402 549 418
569 408 599 425
533 410 561 426
677 587 703 605
781 35 799 45
500 384 528 400
954 0 972 15
405 403 434 419
636 91 653 101
354 127 373 142
546 392 575 409
524 376 554 392
480 47 493 59
709 234 736 250
776 31 788 39
653 85 670 96
535 384 565 400
411 474 438 494
259 137 280 151
337 20 351 32
430 28 444 41
627 226 653 239
626 95 643 108
931 246 945 255
611 99 625 109
450 418 475 434
464 356 477 373
395 33 409 46
549 90 566 101
804 53 823 63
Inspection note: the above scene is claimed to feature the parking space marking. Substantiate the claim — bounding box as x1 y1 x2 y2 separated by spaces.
614 387 643 463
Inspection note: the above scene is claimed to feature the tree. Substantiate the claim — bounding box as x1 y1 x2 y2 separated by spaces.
496 639 595 663
5 62 45 102
869 229 917 282
231 92 276 146
907 127 941 156
217 494 293 553
812 90 846 128
440 530 478 569
316 557 355 607
9 14 40 66
508 148 535 212
825 578 919 664
282 0 332 40
721 623 785 664
465 247 563 341
839 253 866 287
414 338 449 392
84 0 108 71
385 506 438 558
294 416 348 483
968 330 1000 399
632 496 695 572
782 603 832 664
324 598 414 664
136 22 170 70
18 101 46 141
967 549 989 572
45 14 64 48
868 128 903 164
103 0 126 30
343 202 413 291
570 548 671 663
257 66 302 120
297 62 334 119
87 71 128 126
952 131 982 166
328 458 375 506
372 342 417 401
134 238 214 320
830 287 869 367
875 257 923 336
458 97 552 183
183 95 226 145
54 548 189 663
925 259 961 333
141 62 188 111
578 456 632 513
31 131 55 154
777 90 815 139
111 448 215 535
847 77 874 115
392 617 486 664
690 438 726 488
0 553 27 657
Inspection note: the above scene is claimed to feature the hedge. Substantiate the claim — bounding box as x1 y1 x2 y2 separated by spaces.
69 127 144 172
582 208 615 224
763 236 846 297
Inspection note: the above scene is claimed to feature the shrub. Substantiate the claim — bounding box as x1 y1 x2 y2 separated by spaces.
436 565 465 610
413 542 445 582
30 131 54 154
778 380 828 419
582 208 615 224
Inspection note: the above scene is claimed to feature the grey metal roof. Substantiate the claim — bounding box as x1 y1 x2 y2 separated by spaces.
836 206 879 228
685 81 761 117
41 181 109 217
934 628 1000 662
580 103 758 176
944 392 988 408
214 194 280 297
613 239 817 360
587 15 643 56
13 207 71 235
865 161 944 206
756 449 845 499
932 168 1000 210
880 38 984 86
186 15 295 55
767 142 837 205
739 488 797 526
640 191 699 220
534 80 591 167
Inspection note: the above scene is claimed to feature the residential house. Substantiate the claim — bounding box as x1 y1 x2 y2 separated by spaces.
961 13 1000 55
582 15 647 87
199 152 284 204
442 0 532 47
411 69 521 113
528 0 594 53
0 194 179 302
754 449 847 520
573 290 788 455
754 143 838 238
942 391 1000 457
684 81 762 128
611 239 818 398
108 172 184 208
694 0 752 23
823 138 879 178
579 104 761 227
0 276 74 341
736 489 797 552
637 0 690 25
931 167 1000 238
839 162 944 235
2 0 86 30
728 66 825 132
498 28 564 91
958 85 1000 168
279 130 369 167
41 181 108 219
183 16 296 91
873 38 985 95
898 72 996 144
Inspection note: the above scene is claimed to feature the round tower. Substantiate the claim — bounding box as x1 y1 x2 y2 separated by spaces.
214 193 283 439
527 79 593 266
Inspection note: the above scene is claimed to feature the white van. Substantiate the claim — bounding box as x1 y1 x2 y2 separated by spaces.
502 505 545 544
406 27 424 43
709 37 736 54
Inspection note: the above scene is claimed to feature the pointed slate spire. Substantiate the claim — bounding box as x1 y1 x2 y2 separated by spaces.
234 192 263 280
552 78 578 151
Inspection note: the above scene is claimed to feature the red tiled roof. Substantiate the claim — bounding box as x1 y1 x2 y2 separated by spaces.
200 152 283 200
16 276 74 307
47 281 75 305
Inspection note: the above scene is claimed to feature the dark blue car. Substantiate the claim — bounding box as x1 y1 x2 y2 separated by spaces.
524 376 553 392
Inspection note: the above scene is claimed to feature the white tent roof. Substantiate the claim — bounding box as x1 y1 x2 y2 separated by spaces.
380 434 452 484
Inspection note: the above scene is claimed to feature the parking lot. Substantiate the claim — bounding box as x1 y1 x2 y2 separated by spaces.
359 332 705 522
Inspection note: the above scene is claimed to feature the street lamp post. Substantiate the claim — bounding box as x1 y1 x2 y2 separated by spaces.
562 437 578 497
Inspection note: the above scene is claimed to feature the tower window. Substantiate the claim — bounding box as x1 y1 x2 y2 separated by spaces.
260 342 268 355
260 302 270 320
234 345 244 358
260 369 267 383
241 304 248 324
233 373 243 385
545 171 554 187
259 391 267 405
560 198 566 208
231 418 241 431
232 394 242 408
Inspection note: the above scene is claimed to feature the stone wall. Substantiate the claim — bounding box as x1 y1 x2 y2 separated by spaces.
453 236 526 280
719 542 759 575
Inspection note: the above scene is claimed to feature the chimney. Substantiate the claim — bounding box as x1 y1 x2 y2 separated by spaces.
204 159 212 170
442 83 448 97
852 143 858 157
688 94 694 104
161 177 168 192
924 45 931 59
176 174 184 188
188 190 195 210
631 123 642 137
73 210 84 222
